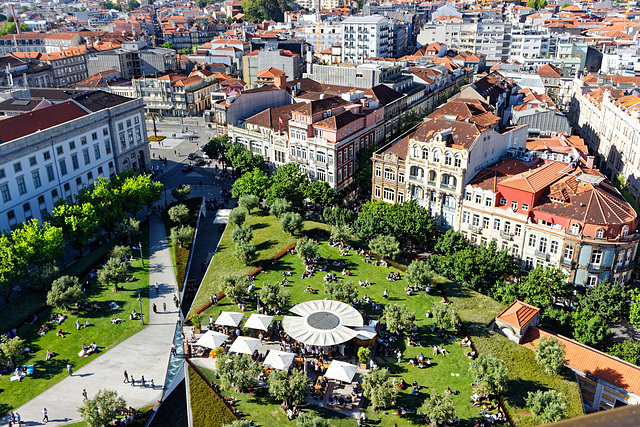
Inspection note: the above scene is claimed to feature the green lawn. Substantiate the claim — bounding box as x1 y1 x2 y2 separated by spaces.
189 366 238 427
0 227 150 416
189 209 331 317
198 236 489 427
162 197 202 291
440 280 583 426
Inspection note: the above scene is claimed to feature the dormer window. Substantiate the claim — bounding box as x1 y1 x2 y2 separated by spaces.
622 226 629 237
596 229 604 239
570 223 580 234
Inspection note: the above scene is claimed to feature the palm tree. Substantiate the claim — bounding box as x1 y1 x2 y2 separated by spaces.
145 111 162 139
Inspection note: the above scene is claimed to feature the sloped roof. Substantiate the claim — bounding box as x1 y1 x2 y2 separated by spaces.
292 96 349 116
364 84 404 106
0 101 87 143
499 160 569 193
314 109 363 131
244 102 305 130
468 159 533 192
381 133 413 161
429 98 500 129
412 118 481 150
496 300 540 328
538 63 562 78
257 67 285 78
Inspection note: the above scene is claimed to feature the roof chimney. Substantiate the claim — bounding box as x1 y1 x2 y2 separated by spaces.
274 74 287 89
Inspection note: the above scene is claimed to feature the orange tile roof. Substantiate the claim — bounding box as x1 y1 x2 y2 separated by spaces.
523 327 640 397
499 160 569 193
496 300 540 328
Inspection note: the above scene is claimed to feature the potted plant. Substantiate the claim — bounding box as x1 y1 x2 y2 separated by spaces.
191 313 202 333
358 347 371 369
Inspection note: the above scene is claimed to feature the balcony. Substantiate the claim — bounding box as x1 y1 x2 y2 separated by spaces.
535 250 550 261
588 263 604 272
500 231 513 241
559 258 573 268
613 263 630 272
427 180 436 186
469 225 483 234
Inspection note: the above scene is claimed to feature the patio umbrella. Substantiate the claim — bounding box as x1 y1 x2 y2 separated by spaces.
324 360 358 383
244 314 273 331
263 350 296 370
229 336 261 355
195 330 228 349
215 311 244 327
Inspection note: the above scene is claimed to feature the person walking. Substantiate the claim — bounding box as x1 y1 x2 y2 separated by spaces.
171 343 176 356
42 408 48 423
152 303 157 314
163 302 167 313
130 374 135 386
155 282 159 294
15 412 21 426
82 388 88 400
141 375 146 387
67 362 73 376
123 370 129 383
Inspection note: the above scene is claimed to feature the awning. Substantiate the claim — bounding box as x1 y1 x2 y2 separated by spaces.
244 314 273 331
263 350 296 370
324 360 358 383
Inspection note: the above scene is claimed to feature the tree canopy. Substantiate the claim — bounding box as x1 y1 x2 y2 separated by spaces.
324 280 358 304
232 168 271 199
432 302 457 330
519 266 570 311
526 390 567 424
216 353 261 392
267 368 311 409
295 238 318 263
406 260 433 288
469 354 508 395
417 390 456 427
534 336 565 375
259 280 289 312
381 303 415 334
578 281 628 322
241 0 289 22
280 212 303 235
369 235 400 260
266 163 307 211
362 368 397 411
78 389 127 427
46 275 84 309
571 310 612 350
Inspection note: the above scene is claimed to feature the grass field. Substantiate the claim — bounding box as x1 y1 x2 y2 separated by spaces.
197 234 490 427
189 366 238 427
162 197 202 291
189 209 331 316
0 227 150 416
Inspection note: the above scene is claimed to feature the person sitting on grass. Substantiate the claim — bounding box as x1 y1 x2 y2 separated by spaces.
110 318 123 324
56 329 66 338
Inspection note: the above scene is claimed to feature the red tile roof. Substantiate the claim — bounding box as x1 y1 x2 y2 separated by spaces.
0 101 87 143
496 300 540 328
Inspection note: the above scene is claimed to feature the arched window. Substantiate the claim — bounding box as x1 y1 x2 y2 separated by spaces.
433 149 440 162
413 186 424 199
422 147 429 160
454 154 462 168
622 226 629 237
596 229 604 238
570 223 580 234
444 153 452 166
444 195 456 208
410 166 419 178
412 145 420 158
428 170 437 183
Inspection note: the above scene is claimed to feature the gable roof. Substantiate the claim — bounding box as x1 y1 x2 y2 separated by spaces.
0 101 87 143
412 117 481 150
245 102 305 130
496 300 540 328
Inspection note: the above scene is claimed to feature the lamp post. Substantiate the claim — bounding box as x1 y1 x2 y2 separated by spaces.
256 293 260 313
138 242 144 268
137 293 144 325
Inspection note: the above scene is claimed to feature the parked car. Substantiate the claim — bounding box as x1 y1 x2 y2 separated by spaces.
187 153 200 160
193 158 206 166
181 164 193 172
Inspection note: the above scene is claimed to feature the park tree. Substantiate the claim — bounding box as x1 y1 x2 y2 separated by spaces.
234 240 257 265
535 336 565 375
168 204 190 225
203 135 231 163
232 168 271 199
231 225 253 244
0 234 23 302
417 390 456 427
630 289 640 328
540 308 574 338
434 229 469 256
295 239 318 263
217 275 247 303
171 225 194 248
432 302 457 330
229 207 246 227
0 335 26 370
267 368 311 409
161 42 176 50
0 22 29 36
446 241 518 293
353 200 393 241
304 181 336 210
238 194 259 214
78 389 127 427
10 219 64 268
578 281 628 322
27 263 60 292
324 280 358 304
362 368 397 411
266 163 307 211
608 339 640 365
269 198 293 218
296 413 330 427
216 353 261 392
280 212 303 235
171 184 191 202
572 310 612 350
110 245 132 261
51 202 99 253
75 177 124 236
381 304 415 334
526 0 536 8
260 281 289 312
322 206 356 227
489 279 520 305
388 200 437 253
226 144 265 174
369 235 400 260
519 266 570 311
469 354 508 395
46 275 84 309
526 390 567 424
125 0 140 11
115 217 140 243
330 225 351 242
97 258 128 291
241 0 289 22
406 260 433 288
120 174 162 214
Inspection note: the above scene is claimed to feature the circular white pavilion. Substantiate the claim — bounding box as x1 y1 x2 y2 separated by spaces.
282 300 364 346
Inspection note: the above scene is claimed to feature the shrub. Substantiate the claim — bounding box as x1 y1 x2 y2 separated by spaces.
229 208 246 227
231 224 253 244
406 260 433 288
357 347 371 364
46 275 84 309
535 336 565 375
469 354 508 395
330 225 351 242
432 301 457 330
171 184 191 202
280 212 302 235
295 238 318 263
168 204 190 224
238 194 259 213
369 235 400 260
526 390 567 424
171 225 194 248
269 198 292 217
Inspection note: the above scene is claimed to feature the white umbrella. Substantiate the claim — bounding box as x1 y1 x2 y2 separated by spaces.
244 314 273 331
194 330 228 349
283 300 363 346
229 336 261 355
263 350 296 370
324 360 358 383
215 311 244 327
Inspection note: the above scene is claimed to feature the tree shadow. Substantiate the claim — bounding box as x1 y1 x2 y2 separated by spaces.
32 358 67 380
504 378 549 408
252 223 269 230
256 239 276 252
590 367 627 389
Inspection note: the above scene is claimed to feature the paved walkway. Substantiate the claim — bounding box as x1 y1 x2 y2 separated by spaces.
3 216 179 426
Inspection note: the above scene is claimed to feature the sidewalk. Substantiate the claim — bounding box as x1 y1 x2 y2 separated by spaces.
2 216 179 426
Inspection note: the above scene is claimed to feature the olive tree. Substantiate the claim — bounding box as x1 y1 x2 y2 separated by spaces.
78 389 126 427
46 275 84 309
526 390 567 424
469 354 508 396
295 238 318 263
216 353 261 392
535 336 565 375
432 301 457 330
369 235 400 260
168 204 190 224
229 207 246 227
238 194 259 214
267 368 311 409
362 368 397 411
281 212 303 235
417 390 456 427
381 304 415 334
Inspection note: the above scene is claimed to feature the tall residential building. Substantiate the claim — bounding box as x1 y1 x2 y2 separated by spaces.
341 16 393 63
0 91 150 231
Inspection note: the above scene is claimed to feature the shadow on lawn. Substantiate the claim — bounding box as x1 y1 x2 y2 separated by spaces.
252 223 269 230
256 239 276 252
32 358 68 380
505 378 549 407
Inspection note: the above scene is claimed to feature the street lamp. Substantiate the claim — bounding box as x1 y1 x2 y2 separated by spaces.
137 293 144 325
138 242 144 268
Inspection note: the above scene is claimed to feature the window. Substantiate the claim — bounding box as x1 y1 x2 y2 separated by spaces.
94 144 101 160
493 219 500 230
570 223 580 234
374 185 381 198
596 229 604 238
463 211 470 223
83 149 90 165
587 275 598 287
32 171 41 188
80 136 87 145
383 168 395 181
126 119 131 128
51 189 58 199
485 197 492 207
120 133 126 149
23 202 30 213
87 171 93 181
63 183 70 192
0 183 10 202
472 214 480 226
398 173 404 184
550 240 558 254
500 197 507 205
13 162 22 173
118 122 124 131
422 147 429 160
454 156 461 168
482 217 489 229
398 192 404 203
92 132 98 141
512 245 519 256
383 187 395 202
317 169 326 181
38 195 45 205
71 154 79 170
522 204 529 211
465 192 472 201
622 226 629 237
7 210 15 222
97 166 103 175
444 154 452 166
590 249 603 266
134 116 139 124
103 128 109 136
29 156 37 166
16 177 26 195
525 257 534 270
563 245 573 261
475 195 482 204
528 234 537 247
59 159 67 176
538 237 547 253
43 151 51 161
69 141 76 150
375 166 381 178
76 177 82 186
511 201 518 210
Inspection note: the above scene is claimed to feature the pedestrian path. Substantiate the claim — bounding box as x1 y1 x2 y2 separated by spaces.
2 216 179 426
